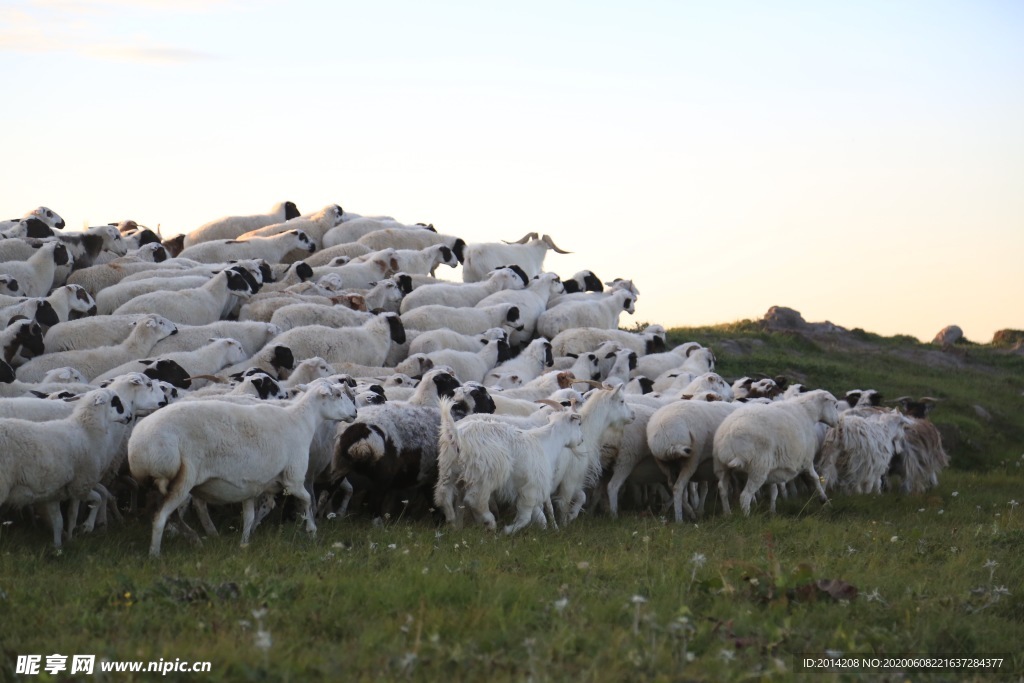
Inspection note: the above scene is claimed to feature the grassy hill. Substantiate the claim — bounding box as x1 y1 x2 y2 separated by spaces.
1 320 1022 682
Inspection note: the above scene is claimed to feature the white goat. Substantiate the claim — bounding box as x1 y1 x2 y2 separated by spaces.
461 233 571 282
435 396 583 533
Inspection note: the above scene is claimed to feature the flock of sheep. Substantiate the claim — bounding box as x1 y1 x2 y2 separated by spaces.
0 203 950 556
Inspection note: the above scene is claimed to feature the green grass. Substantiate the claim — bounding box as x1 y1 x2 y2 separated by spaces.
2 472 1023 682
1 323 1022 682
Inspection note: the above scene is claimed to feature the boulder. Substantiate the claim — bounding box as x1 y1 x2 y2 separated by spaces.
932 325 964 346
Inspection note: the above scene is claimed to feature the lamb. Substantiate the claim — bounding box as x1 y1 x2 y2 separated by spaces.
183 201 301 247
0 388 132 547
400 266 528 313
112 269 253 325
400 303 525 337
461 233 571 283
646 399 743 521
0 241 73 297
425 337 511 384
16 314 179 383
435 396 584 533
536 289 637 340
476 271 565 347
483 338 554 388
129 378 357 556
408 327 508 356
599 403 663 518
266 313 406 368
92 337 249 386
175 229 317 264
602 348 638 387
713 389 839 516
356 227 466 264
671 372 733 401
651 347 717 393
889 413 949 494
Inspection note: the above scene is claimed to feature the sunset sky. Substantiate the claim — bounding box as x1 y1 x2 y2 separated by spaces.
3 0 1021 342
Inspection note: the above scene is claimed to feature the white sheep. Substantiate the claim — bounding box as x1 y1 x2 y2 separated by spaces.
408 327 507 356
400 267 527 313
42 313 151 353
461 233 571 283
266 313 405 368
356 227 466 265
435 396 583 533
536 288 637 340
0 241 73 297
16 314 179 383
322 217 431 249
129 377 357 555
311 248 399 290
400 303 525 338
112 269 253 325
176 230 316 264
269 301 373 331
93 337 248 386
0 274 23 297
236 203 345 248
0 206 66 232
483 338 554 388
632 342 704 380
646 399 742 521
148 320 281 357
0 388 132 547
476 271 565 347
183 201 301 247
360 244 460 276
425 337 510 384
713 389 839 516
822 410 909 494
302 243 372 267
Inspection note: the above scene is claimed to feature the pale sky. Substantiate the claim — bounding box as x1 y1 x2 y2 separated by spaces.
3 0 1022 342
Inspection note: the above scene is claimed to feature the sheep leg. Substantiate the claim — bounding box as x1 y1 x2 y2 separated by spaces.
150 468 194 557
504 495 540 535
805 464 829 504
335 478 353 516
239 498 259 546
287 482 317 536
192 498 219 537
605 461 637 519
543 498 559 530
671 457 701 522
717 472 733 516
739 470 768 516
463 486 496 531
65 499 81 540
173 499 203 546
43 501 64 550
79 489 105 533
769 484 779 515
566 489 586 523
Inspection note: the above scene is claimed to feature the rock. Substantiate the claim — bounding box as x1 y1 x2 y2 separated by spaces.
992 329 1024 348
932 325 963 346
762 306 807 331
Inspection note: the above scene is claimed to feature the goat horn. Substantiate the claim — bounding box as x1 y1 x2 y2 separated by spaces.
920 396 943 402
185 374 226 384
503 232 539 245
535 399 564 410
541 234 572 254
574 379 606 389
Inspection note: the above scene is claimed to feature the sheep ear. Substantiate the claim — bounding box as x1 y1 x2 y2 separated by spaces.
318 383 332 397
130 376 144 385
92 394 108 406
139 359 154 366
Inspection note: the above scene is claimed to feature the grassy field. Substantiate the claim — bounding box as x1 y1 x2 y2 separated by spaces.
1 323 1022 682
